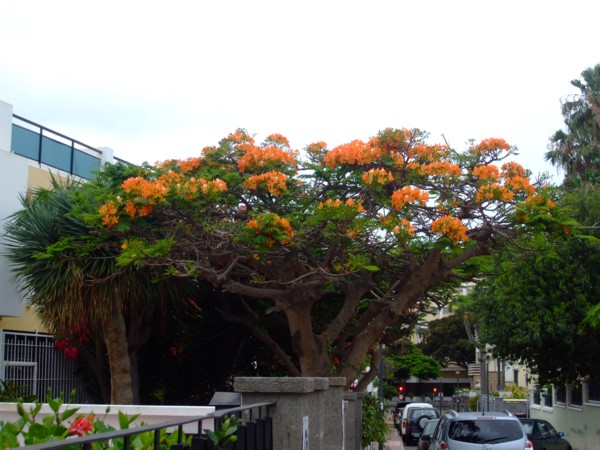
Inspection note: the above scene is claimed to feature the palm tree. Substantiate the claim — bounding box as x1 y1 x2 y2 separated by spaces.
3 169 193 404
546 63 600 184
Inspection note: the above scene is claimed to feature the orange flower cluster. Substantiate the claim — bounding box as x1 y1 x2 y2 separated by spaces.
431 215 469 242
243 171 289 196
417 161 462 177
504 176 535 195
122 177 168 203
246 214 294 248
408 144 450 162
392 219 416 236
472 164 500 181
264 133 290 147
201 178 228 194
318 198 365 212
306 141 328 156
369 128 413 154
323 140 382 168
176 157 203 173
501 161 526 179
228 129 255 145
476 184 515 203
98 201 119 227
391 186 429 211
237 145 297 172
362 168 394 185
470 138 510 155
516 194 556 222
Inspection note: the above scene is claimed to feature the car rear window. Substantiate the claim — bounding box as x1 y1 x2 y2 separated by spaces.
409 408 439 419
448 419 523 444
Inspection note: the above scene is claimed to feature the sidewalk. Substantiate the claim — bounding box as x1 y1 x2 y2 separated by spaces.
385 419 405 450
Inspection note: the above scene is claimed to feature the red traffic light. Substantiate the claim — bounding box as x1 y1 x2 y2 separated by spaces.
433 387 438 393
398 386 404 392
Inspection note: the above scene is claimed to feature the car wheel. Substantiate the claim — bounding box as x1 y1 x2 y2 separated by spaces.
417 415 432 431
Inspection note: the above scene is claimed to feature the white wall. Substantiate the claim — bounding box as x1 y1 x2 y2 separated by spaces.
530 386 600 450
0 101 32 317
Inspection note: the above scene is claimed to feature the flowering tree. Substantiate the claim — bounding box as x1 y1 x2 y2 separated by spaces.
88 128 553 389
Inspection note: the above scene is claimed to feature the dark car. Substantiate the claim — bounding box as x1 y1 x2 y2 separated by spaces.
519 418 572 450
392 401 412 431
402 405 440 445
417 418 439 450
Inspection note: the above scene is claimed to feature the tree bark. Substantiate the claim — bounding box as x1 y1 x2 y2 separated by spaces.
102 305 134 404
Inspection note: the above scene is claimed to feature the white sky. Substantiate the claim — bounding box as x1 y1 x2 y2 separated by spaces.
1 1 598 183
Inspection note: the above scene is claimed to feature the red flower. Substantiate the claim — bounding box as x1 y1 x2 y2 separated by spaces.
55 339 69 351
64 346 79 360
68 417 93 436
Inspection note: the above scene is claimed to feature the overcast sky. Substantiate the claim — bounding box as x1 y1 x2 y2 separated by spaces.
2 1 599 183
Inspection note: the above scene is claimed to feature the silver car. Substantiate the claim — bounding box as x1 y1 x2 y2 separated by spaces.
430 410 533 449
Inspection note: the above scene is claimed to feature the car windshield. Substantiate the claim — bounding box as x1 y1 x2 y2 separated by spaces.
448 419 523 444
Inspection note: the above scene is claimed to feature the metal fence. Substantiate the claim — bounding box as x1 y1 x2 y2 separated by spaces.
14 402 275 450
0 330 90 403
11 114 130 180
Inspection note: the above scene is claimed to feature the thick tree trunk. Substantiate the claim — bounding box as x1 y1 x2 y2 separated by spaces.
286 305 332 376
102 306 134 404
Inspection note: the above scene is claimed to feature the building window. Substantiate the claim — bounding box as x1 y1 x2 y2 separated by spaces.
532 388 540 405
555 385 566 404
587 381 600 402
570 384 583 407
543 385 553 407
513 369 519 386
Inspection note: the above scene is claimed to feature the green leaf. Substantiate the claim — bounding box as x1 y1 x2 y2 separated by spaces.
60 407 79 422
48 397 62 413
363 265 380 272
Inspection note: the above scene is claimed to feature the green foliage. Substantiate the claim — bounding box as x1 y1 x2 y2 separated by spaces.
0 390 192 450
205 415 241 450
0 379 38 403
502 382 527 399
546 63 600 186
469 396 479 411
389 345 442 381
419 314 476 368
361 393 388 447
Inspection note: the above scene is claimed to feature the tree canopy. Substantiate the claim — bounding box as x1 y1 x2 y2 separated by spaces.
546 63 600 185
87 128 556 388
5 127 557 392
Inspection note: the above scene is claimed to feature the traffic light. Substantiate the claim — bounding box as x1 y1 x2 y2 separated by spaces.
398 385 404 393
433 387 438 396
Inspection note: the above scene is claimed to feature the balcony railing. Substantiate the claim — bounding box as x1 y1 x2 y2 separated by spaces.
10 114 130 180
15 401 275 450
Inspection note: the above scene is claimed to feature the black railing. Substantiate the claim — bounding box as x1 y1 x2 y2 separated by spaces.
12 402 275 450
11 114 131 180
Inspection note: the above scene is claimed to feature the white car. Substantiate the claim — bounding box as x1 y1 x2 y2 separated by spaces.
401 402 440 444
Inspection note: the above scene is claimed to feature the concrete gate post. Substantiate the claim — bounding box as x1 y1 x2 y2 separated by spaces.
235 377 346 449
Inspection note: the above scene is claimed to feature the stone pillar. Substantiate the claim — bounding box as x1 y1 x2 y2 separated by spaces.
235 377 345 450
343 392 364 450
323 378 345 450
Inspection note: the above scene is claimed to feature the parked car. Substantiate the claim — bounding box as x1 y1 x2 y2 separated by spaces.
392 401 411 431
401 403 440 445
519 418 572 450
430 410 533 449
417 418 439 450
